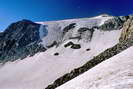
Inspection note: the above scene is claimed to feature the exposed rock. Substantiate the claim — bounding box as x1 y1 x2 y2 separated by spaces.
78 27 89 32
86 48 90 51
62 23 76 42
63 23 76 35
99 16 128 30
64 41 81 49
54 53 59 56
64 41 73 48
0 19 46 63
69 36 81 40
62 24 94 42
71 44 81 49
119 16 133 42
78 27 94 41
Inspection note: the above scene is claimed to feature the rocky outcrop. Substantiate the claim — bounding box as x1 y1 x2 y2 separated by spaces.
64 41 81 49
62 23 95 42
77 27 94 41
0 20 46 63
99 16 128 30
119 16 133 42
63 23 76 35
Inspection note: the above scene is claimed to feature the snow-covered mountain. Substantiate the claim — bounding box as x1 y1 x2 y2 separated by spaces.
0 14 132 89
37 14 113 47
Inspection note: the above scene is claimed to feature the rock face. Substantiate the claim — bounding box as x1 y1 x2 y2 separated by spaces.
99 16 128 30
0 20 46 63
119 16 133 42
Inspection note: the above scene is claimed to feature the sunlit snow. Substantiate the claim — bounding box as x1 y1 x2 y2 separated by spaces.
57 46 133 89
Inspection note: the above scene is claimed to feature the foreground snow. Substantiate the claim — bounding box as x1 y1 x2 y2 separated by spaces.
56 46 133 89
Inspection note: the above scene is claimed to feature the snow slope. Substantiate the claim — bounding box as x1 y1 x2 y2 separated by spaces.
0 29 121 89
37 15 113 47
56 46 133 89
0 15 121 89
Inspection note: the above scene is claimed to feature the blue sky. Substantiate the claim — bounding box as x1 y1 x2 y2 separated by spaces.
0 0 133 31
